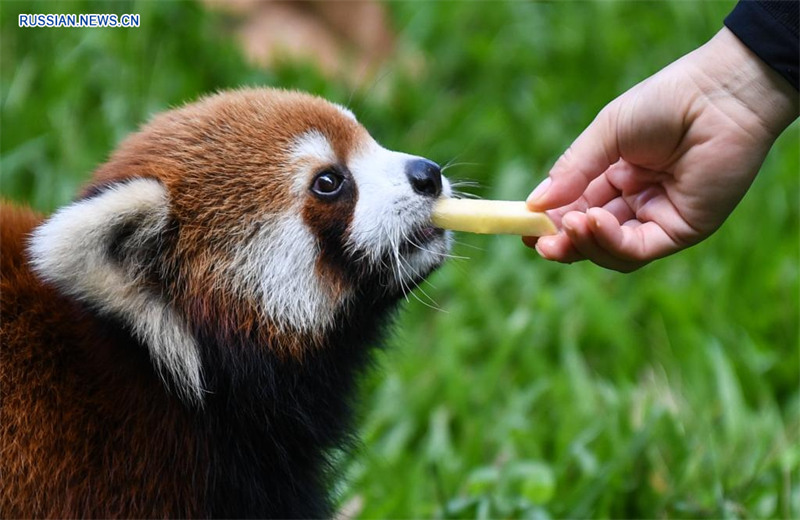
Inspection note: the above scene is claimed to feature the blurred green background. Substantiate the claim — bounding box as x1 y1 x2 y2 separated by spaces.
2 1 798 518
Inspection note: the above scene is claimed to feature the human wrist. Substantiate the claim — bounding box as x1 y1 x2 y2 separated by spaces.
691 27 798 139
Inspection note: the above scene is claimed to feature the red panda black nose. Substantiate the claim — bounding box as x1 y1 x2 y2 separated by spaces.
405 159 442 198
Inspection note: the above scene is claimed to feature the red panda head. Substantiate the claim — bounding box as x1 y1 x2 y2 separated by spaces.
28 88 451 405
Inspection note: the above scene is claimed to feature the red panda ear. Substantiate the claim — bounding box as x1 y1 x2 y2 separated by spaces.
28 178 205 405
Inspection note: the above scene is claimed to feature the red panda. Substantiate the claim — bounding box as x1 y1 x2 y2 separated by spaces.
0 88 452 518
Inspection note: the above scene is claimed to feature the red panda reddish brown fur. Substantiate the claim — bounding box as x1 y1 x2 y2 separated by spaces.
0 89 450 517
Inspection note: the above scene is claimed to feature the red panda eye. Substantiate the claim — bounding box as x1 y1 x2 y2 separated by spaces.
311 171 343 198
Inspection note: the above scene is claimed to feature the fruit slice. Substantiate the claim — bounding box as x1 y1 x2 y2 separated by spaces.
432 199 557 236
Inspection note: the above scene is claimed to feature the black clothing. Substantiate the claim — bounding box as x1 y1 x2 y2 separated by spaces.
725 0 799 90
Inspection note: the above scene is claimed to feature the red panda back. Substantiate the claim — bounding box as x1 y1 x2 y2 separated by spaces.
1 203 204 517
1 203 41 278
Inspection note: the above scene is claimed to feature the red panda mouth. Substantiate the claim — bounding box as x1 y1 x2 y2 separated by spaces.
399 225 444 255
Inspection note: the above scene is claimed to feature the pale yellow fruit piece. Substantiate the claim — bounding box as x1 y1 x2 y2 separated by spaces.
432 199 557 236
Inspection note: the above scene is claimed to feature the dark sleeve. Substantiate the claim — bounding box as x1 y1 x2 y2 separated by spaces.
724 0 799 90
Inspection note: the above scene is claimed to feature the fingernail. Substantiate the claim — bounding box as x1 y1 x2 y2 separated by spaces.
527 177 551 204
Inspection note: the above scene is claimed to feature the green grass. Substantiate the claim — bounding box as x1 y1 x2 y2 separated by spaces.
2 1 798 518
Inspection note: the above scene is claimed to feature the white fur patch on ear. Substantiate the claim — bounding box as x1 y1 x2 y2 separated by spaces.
28 178 204 406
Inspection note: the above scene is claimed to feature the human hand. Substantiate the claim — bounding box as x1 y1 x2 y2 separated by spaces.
524 27 799 272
